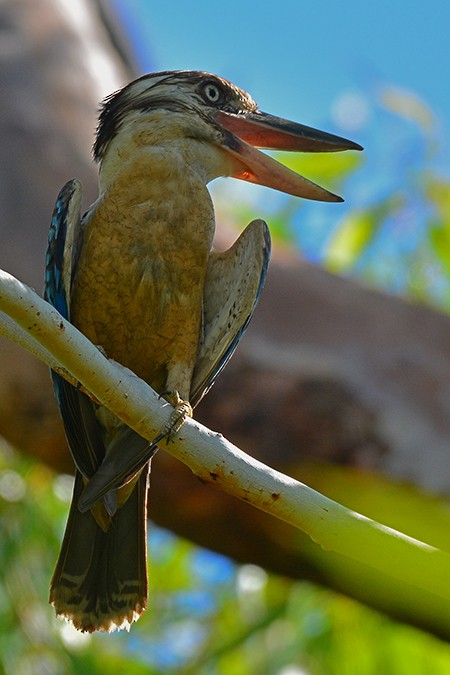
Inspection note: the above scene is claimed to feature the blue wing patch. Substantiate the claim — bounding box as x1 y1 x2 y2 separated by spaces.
44 180 107 478
45 180 149 502
44 179 82 317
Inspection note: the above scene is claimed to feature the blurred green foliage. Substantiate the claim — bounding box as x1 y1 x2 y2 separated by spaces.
215 84 450 309
2 84 450 673
2 441 450 674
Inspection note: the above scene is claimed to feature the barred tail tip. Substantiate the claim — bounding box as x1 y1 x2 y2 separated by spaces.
50 589 147 633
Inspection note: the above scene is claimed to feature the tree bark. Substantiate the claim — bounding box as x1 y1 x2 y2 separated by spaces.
1 0 449 638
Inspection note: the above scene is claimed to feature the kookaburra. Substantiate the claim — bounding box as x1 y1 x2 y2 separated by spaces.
44 70 362 632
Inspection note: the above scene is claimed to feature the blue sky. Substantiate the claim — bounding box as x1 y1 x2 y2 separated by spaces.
112 0 450 145
109 1 450 290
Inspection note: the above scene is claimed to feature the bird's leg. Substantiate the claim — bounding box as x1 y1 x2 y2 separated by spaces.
160 390 193 441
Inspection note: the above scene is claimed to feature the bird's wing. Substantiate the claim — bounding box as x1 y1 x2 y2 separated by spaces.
45 180 150 513
44 180 108 478
44 179 82 317
190 218 271 407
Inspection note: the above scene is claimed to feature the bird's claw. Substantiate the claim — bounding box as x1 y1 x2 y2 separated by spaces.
163 391 193 442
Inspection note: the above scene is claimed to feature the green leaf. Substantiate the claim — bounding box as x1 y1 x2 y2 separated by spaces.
429 220 450 276
425 174 450 221
324 196 404 273
324 210 378 272
275 150 363 185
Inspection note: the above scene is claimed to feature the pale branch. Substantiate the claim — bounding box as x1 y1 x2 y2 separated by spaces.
0 268 449 602
0 309 79 388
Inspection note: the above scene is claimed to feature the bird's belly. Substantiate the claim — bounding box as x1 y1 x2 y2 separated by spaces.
71 243 206 396
70 173 215 397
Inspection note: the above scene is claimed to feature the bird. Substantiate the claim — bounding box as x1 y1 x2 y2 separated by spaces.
44 70 362 632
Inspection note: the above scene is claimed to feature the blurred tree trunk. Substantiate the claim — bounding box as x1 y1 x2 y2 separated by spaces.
1 0 449 638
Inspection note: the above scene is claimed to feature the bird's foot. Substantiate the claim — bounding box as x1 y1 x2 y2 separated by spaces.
161 391 193 441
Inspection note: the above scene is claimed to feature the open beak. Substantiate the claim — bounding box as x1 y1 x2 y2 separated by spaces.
215 109 363 202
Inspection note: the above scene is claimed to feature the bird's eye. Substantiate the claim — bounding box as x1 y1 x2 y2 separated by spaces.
201 81 223 105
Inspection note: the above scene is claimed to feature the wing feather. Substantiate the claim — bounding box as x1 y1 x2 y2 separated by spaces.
44 179 82 316
45 180 149 510
190 219 271 406
44 180 110 478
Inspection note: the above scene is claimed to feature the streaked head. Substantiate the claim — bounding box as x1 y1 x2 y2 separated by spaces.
94 70 362 202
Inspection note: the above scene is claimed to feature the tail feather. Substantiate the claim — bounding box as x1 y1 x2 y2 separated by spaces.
50 467 149 632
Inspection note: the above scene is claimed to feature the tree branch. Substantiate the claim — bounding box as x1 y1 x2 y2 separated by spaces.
0 268 448 604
